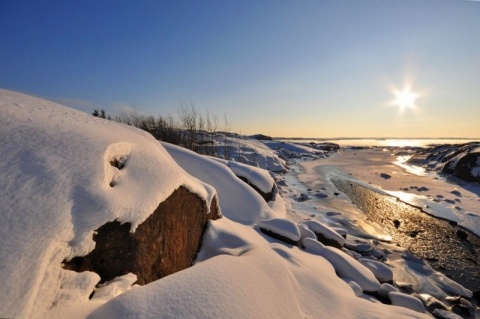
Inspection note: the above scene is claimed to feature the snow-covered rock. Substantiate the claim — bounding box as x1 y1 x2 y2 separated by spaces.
389 292 425 313
63 186 220 285
320 246 381 292
0 90 217 318
226 160 275 195
379 283 398 297
358 258 394 283
411 142 480 183
298 224 317 244
162 141 281 225
302 237 326 255
303 220 346 249
257 218 301 245
211 157 276 201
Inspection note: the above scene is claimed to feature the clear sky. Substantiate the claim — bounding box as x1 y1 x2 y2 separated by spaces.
1 0 479 138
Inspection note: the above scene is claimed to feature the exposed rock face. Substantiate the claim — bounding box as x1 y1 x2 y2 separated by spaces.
63 186 220 285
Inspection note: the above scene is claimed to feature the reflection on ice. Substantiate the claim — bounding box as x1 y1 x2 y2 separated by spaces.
386 190 480 236
394 155 428 176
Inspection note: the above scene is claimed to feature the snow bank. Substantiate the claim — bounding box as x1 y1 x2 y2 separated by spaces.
303 220 346 248
358 258 394 283
211 157 275 194
257 218 301 244
320 246 381 292
0 90 213 317
263 141 319 155
214 135 287 172
89 236 428 319
389 292 425 313
161 142 281 224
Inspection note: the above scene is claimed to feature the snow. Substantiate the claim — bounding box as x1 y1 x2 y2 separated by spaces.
0 90 447 318
91 273 138 301
211 157 275 194
161 142 281 225
388 292 425 313
262 140 319 155
303 220 346 247
89 234 427 319
298 224 317 243
302 237 325 254
257 218 301 243
0 90 215 318
320 246 382 292
358 258 394 283
215 136 287 172
379 283 398 297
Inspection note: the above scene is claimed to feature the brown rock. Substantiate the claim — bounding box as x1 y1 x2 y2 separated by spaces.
63 186 220 285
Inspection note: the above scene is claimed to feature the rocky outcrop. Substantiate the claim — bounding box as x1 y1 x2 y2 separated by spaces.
309 142 340 152
442 151 480 183
250 134 273 140
410 142 480 183
63 186 220 285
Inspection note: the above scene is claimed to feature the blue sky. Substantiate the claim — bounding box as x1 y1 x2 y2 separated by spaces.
1 0 479 138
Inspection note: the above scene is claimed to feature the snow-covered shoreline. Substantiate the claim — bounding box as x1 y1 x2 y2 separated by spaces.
1 90 478 318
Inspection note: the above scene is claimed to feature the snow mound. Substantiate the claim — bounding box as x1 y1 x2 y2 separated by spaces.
0 90 214 318
257 218 301 244
389 292 425 313
358 258 394 283
211 157 275 195
298 224 317 243
227 160 275 194
88 240 428 319
214 135 287 172
302 237 325 254
303 220 346 248
320 246 381 292
161 141 281 224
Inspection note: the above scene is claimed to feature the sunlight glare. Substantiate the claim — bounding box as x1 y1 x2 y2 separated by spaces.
394 89 418 110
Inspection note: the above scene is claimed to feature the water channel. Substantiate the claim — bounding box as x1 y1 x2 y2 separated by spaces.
332 177 480 294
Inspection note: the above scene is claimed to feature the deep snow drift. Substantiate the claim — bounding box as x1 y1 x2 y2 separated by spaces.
0 90 435 318
0 90 216 317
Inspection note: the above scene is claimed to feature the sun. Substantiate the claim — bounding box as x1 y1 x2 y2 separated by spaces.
393 89 418 110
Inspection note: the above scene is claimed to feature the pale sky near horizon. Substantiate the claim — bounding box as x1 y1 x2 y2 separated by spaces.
1 0 479 138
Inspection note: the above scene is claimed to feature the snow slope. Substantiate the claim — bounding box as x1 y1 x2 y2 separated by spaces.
161 142 281 224
90 218 427 319
0 90 214 318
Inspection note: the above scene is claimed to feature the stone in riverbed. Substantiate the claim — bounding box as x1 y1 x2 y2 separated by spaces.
455 229 468 240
